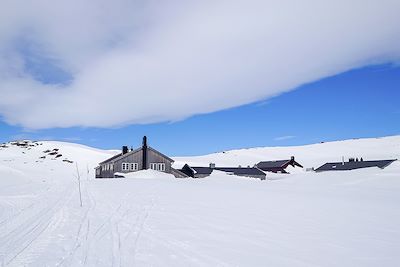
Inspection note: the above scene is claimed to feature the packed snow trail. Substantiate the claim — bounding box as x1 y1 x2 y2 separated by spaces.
0 137 399 266
1 168 400 266
3 168 400 266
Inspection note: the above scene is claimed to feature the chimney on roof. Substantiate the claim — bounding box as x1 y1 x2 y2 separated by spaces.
142 136 148 170
209 163 215 168
143 136 147 147
291 156 295 161
122 146 128 155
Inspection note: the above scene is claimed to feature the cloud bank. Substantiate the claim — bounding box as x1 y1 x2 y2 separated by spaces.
0 0 399 129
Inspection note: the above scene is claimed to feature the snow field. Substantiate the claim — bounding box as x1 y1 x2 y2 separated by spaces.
0 137 399 266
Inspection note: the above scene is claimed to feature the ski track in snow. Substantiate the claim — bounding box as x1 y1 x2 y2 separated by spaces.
0 182 75 266
51 182 161 267
0 137 399 266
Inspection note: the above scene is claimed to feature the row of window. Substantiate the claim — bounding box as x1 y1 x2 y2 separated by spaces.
101 162 166 172
122 162 138 171
150 163 165 171
121 162 166 172
101 164 113 171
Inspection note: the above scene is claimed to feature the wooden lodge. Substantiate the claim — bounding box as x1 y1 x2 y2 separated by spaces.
95 136 187 178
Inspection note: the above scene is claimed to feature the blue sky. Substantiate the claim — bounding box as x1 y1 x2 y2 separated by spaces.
1 1 400 156
1 64 399 156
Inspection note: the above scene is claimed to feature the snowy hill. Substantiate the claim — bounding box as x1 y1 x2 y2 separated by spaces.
173 135 400 169
0 136 399 266
0 140 116 195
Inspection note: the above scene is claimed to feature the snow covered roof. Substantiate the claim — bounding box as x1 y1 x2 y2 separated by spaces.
257 157 303 170
257 160 291 168
187 165 265 177
315 159 397 172
215 167 265 176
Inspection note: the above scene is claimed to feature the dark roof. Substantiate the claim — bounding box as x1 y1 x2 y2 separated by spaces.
257 158 303 171
315 160 396 172
216 167 265 176
257 160 291 169
100 146 142 165
188 166 265 176
99 145 174 165
191 167 213 175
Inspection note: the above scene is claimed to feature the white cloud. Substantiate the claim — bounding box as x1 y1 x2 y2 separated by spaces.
274 135 296 141
0 0 400 129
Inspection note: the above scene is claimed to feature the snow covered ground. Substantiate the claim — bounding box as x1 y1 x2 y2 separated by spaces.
0 136 399 266
173 135 400 169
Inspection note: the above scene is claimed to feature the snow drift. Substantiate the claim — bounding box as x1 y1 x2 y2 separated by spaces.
0 136 399 266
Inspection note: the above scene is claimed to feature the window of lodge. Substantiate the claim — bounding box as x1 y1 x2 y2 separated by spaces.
122 163 138 171
150 163 165 171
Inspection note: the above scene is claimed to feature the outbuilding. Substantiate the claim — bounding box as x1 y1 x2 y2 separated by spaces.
256 156 303 173
315 159 396 172
180 163 266 180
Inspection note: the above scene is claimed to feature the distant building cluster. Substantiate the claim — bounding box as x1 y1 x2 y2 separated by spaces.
95 137 397 180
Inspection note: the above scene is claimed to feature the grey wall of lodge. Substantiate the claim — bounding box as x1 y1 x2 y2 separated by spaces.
98 148 173 178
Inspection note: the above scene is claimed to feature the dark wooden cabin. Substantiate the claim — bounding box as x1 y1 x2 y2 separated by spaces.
315 159 396 172
256 156 303 173
181 163 266 180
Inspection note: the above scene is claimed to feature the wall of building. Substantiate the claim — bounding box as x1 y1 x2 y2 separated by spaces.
146 148 173 172
96 147 174 178
96 164 116 178
113 150 143 174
